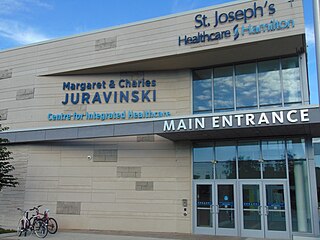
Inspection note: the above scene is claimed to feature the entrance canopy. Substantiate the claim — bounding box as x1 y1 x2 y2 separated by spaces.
1 106 320 143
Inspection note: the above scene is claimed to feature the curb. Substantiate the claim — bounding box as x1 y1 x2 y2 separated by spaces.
0 233 16 239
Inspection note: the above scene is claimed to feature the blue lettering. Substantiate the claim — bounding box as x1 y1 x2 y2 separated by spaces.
92 92 102 104
63 82 70 90
70 93 79 105
228 11 235 22
151 80 156 87
218 13 228 24
253 2 264 20
195 14 203 28
210 1 274 28
62 93 69 105
152 90 156 102
114 91 117 103
103 92 112 103
269 4 276 15
119 79 125 88
120 91 129 103
142 90 151 102
80 82 86 91
243 8 254 23
131 90 139 103
81 92 90 104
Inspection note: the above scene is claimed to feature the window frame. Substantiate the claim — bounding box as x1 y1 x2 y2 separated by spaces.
192 55 303 114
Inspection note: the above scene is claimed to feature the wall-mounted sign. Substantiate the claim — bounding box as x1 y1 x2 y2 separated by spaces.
47 78 168 121
61 79 157 105
178 1 295 46
163 109 310 132
48 110 171 121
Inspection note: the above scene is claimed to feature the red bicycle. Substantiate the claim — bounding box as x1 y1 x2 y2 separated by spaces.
17 207 48 238
33 205 58 234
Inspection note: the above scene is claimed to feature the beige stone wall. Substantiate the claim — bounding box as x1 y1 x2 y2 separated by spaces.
0 0 306 233
0 145 28 228
0 136 192 233
0 0 304 76
0 70 191 130
0 0 305 131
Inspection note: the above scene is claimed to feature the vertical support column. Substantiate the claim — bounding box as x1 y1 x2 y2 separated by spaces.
294 161 308 232
308 138 320 236
300 53 310 105
313 0 320 105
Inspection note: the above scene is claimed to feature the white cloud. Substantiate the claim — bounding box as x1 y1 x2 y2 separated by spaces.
305 25 315 46
0 0 53 46
0 19 50 44
0 0 25 14
171 0 197 13
0 0 52 14
27 0 53 10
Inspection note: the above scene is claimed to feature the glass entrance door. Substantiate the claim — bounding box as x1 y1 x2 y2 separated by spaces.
194 182 237 236
240 181 289 239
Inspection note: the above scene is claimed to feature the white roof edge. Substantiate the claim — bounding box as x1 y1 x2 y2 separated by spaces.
0 0 251 54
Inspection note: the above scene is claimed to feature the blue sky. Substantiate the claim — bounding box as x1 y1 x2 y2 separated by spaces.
0 0 318 103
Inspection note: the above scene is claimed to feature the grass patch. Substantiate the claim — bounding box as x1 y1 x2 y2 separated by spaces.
0 228 15 234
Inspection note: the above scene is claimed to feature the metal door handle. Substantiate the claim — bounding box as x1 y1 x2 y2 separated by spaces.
216 205 220 214
258 206 263 215
210 205 214 214
265 206 269 216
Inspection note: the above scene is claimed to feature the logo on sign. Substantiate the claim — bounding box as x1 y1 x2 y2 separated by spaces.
178 1 295 46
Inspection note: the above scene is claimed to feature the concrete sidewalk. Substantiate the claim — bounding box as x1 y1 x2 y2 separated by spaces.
1 230 319 240
0 231 242 240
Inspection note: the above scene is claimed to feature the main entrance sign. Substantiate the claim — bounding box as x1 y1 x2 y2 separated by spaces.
163 109 310 132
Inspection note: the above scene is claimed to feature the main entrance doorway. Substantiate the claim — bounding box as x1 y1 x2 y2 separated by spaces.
194 181 237 236
194 180 290 239
240 181 290 239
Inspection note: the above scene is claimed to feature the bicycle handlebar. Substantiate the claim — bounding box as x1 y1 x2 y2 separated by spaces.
17 205 46 215
19 205 42 212
33 205 43 210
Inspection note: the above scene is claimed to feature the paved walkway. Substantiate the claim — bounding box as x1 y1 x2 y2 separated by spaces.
1 230 318 240
0 230 244 240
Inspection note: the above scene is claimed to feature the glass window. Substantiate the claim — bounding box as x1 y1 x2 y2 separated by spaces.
193 147 213 162
282 57 302 104
258 59 281 106
215 142 236 179
287 138 306 160
193 147 213 179
313 139 320 231
192 56 302 114
262 140 286 178
193 69 212 114
288 138 311 233
235 63 257 109
214 66 234 112
197 185 212 227
193 163 213 179
238 141 261 179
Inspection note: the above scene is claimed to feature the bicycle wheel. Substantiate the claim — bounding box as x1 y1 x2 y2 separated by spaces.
17 218 23 236
33 219 48 238
17 218 31 237
47 217 58 234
